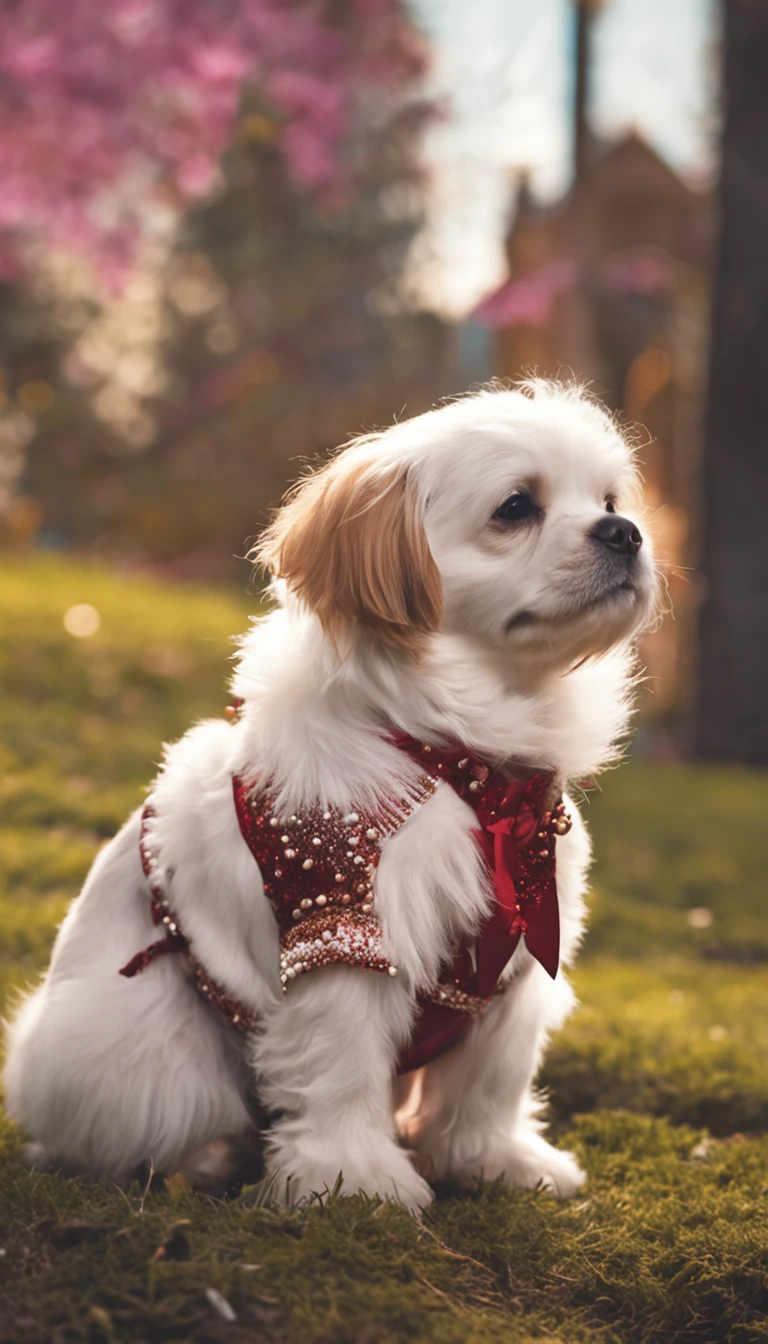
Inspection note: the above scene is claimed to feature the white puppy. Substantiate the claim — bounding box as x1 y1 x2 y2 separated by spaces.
4 380 657 1210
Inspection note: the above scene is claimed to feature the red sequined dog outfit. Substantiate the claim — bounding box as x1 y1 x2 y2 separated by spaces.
121 733 571 1073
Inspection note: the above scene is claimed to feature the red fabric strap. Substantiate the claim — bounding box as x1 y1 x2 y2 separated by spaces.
119 931 188 979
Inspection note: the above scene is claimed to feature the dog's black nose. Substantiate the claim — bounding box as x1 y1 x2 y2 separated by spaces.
590 513 643 557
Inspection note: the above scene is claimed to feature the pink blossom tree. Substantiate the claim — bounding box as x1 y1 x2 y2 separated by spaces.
0 0 426 282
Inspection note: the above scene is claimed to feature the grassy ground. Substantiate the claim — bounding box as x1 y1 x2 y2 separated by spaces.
0 553 766 1344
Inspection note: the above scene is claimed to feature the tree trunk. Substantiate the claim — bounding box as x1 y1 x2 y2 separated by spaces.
693 0 768 764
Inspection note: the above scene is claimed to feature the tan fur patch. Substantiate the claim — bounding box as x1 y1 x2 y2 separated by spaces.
255 450 442 657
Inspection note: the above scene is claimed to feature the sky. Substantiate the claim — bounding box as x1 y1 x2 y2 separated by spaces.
409 0 718 316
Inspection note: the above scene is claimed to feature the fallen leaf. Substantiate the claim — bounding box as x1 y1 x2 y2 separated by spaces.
205 1287 237 1323
88 1304 116 1342
690 1138 715 1161
165 1170 193 1199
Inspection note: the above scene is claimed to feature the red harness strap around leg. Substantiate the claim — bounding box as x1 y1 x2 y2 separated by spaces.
118 805 258 1035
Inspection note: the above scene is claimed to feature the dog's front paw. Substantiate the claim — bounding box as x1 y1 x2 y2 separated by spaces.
266 1132 433 1212
429 1128 585 1198
484 1132 585 1198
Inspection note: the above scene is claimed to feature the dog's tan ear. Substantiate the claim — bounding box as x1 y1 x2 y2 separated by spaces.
256 450 442 657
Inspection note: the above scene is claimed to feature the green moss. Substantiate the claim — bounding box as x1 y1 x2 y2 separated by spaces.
544 959 768 1136
585 762 768 961
1 554 767 1343
1 1116 765 1343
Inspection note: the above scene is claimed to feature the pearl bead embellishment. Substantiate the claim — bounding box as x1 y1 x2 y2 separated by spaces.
233 772 440 994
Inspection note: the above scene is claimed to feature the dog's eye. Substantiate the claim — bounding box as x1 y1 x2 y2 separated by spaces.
605 497 617 514
493 492 538 526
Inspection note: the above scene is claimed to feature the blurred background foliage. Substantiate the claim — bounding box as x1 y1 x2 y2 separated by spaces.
0 0 449 582
0 0 735 748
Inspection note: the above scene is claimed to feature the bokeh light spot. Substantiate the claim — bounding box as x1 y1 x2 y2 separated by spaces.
63 604 101 638
686 907 714 930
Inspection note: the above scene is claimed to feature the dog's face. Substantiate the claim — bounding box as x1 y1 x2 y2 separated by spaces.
418 385 657 674
258 383 657 676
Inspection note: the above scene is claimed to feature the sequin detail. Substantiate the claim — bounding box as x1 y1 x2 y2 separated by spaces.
280 908 394 987
233 773 440 991
427 982 502 1015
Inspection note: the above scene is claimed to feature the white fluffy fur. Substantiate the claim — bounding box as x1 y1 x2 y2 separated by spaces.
4 381 657 1209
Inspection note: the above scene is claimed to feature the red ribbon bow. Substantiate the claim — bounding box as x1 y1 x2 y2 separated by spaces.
474 778 561 983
